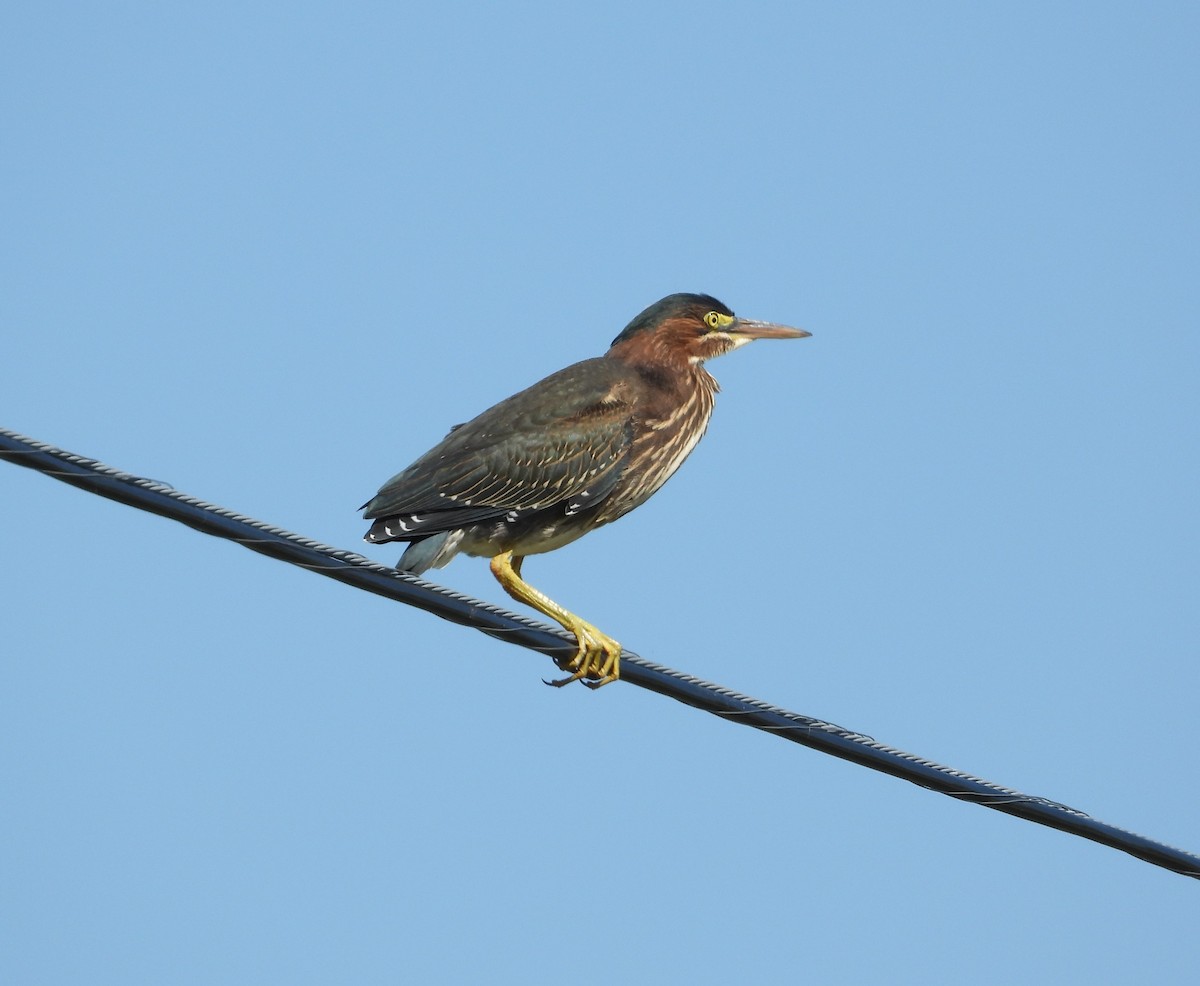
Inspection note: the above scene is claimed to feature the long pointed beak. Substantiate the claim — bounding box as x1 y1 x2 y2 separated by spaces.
732 318 811 340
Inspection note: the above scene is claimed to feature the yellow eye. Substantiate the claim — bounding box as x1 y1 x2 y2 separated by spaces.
704 311 722 329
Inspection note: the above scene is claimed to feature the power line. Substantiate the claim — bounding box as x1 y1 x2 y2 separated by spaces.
2 425 1197 881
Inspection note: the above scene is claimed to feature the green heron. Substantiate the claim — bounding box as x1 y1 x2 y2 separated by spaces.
363 293 809 687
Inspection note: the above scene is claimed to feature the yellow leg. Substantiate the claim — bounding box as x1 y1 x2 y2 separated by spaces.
489 551 621 688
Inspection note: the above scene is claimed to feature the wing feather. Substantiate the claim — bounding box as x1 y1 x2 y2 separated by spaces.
362 358 637 535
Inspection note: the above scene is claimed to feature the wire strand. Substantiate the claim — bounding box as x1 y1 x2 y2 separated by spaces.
2 425 1197 881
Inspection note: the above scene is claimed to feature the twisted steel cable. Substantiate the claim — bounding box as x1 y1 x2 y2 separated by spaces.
2 425 1197 881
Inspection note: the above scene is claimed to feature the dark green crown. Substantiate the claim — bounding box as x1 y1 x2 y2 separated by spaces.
610 293 733 347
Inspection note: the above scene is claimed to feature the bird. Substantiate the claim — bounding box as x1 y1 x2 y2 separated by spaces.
362 292 809 688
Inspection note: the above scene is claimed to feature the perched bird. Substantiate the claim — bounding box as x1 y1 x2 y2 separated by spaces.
362 293 809 687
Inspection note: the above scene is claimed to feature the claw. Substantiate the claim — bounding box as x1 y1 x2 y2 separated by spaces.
542 623 621 688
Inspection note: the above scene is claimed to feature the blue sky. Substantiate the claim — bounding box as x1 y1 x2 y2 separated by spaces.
3 3 1198 983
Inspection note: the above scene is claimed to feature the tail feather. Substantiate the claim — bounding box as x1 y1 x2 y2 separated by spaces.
395 531 464 574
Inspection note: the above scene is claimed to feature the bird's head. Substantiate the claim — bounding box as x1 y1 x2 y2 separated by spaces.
608 293 809 366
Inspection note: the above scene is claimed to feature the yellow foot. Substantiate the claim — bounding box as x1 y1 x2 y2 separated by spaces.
545 619 622 690
487 551 622 691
